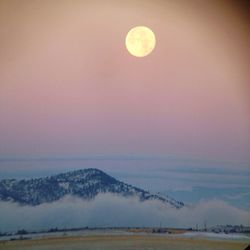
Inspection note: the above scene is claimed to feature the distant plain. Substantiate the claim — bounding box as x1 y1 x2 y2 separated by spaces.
0 234 248 250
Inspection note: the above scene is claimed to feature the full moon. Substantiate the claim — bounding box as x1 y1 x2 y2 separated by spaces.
125 26 156 57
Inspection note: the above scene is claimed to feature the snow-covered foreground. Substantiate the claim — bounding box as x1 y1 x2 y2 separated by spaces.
179 231 250 241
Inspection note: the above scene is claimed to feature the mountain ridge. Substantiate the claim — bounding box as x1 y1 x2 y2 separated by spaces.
0 168 184 208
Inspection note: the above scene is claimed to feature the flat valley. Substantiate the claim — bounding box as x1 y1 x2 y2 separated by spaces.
1 234 249 250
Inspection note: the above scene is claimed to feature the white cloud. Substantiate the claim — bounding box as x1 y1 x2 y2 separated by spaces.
0 194 249 233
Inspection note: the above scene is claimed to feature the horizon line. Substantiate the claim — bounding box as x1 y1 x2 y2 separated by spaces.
0 155 249 166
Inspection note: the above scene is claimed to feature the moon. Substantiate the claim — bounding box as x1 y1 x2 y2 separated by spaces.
125 26 156 57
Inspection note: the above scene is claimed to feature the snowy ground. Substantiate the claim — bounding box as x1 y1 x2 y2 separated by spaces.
1 229 250 243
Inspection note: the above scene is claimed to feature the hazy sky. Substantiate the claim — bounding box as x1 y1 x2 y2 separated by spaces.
0 0 249 163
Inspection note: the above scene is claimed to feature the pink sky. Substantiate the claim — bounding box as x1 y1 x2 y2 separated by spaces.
0 0 249 162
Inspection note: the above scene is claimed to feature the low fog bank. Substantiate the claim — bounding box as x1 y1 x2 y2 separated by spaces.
0 194 249 232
